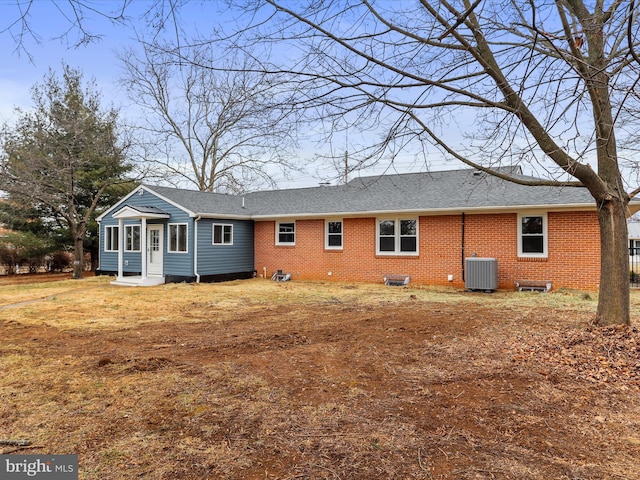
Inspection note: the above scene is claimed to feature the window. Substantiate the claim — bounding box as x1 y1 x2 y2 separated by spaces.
105 226 119 252
169 223 188 253
326 220 343 249
518 214 547 257
124 225 140 252
276 222 295 245
213 224 233 245
377 218 418 255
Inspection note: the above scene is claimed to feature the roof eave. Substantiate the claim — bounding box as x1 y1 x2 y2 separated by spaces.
250 203 598 220
195 212 253 220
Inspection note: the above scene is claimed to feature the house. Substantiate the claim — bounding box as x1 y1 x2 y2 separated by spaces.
629 222 640 284
629 222 640 255
97 167 640 289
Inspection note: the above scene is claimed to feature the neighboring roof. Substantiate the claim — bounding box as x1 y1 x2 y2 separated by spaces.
142 167 602 219
629 222 640 239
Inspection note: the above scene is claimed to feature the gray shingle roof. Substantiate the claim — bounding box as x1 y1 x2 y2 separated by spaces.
629 222 640 239
145 168 601 219
146 185 250 216
121 205 169 215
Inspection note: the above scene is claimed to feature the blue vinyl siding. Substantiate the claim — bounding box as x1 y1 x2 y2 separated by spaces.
99 188 194 276
164 220 194 276
196 218 254 275
99 187 255 279
100 219 146 274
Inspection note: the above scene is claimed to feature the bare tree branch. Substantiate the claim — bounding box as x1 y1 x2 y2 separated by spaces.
120 41 300 193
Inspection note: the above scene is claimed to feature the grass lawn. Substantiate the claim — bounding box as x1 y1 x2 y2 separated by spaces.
1 276 639 479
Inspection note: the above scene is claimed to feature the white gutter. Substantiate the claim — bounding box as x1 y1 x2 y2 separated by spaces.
247 203 601 221
194 216 201 283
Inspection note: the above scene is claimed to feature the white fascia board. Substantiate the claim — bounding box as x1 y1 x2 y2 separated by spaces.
195 213 253 220
250 203 597 221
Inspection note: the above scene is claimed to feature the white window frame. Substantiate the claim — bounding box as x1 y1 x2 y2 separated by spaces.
518 213 548 258
168 223 188 253
213 223 233 245
376 217 419 256
104 225 119 252
276 221 296 245
124 225 141 252
325 219 343 250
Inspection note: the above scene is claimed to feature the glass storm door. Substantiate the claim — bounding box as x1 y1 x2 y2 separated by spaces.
147 225 163 276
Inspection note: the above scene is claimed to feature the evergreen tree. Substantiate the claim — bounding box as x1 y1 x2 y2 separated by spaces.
0 64 131 279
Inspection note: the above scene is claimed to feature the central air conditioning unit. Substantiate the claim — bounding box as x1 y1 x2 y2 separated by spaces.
465 257 498 291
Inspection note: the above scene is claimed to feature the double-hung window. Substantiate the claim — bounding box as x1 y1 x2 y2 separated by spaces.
276 222 295 245
213 224 233 245
377 218 418 255
326 220 343 249
169 223 188 253
105 226 119 252
124 225 140 252
518 214 547 257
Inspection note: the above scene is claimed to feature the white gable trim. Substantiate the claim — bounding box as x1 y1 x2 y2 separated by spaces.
97 186 194 221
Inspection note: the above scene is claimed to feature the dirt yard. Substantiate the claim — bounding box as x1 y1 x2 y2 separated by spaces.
1 275 639 479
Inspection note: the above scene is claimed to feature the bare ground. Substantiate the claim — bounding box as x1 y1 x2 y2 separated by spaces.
0 275 639 479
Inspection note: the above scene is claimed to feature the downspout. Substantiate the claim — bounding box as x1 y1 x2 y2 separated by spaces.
117 218 124 281
141 217 148 280
194 216 201 283
461 212 466 282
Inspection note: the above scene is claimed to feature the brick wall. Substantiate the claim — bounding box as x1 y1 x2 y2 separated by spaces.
254 211 601 290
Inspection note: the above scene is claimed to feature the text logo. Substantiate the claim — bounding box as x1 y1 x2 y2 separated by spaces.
0 455 78 479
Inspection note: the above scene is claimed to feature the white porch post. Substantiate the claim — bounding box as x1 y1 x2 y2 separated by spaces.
141 217 147 280
117 218 124 280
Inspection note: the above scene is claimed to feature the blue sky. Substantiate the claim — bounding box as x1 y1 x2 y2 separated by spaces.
0 2 137 120
0 1 457 188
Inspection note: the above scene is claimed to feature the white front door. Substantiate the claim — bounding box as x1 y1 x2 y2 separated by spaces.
147 225 163 276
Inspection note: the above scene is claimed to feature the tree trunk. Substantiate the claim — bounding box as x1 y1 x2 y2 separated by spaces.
595 196 630 326
72 235 84 280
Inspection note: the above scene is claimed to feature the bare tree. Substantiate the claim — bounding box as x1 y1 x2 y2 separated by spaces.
0 0 133 61
0 65 131 279
120 41 299 193
4 1 639 324
218 0 640 326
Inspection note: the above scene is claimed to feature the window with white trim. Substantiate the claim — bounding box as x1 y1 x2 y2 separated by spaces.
325 220 343 249
518 214 547 257
105 226 119 252
377 218 418 255
213 224 233 245
276 222 295 245
169 223 188 253
124 225 140 252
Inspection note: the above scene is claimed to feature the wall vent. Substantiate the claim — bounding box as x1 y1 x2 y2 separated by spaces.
465 258 498 291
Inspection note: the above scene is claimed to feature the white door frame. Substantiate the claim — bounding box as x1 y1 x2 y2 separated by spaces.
147 224 164 276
